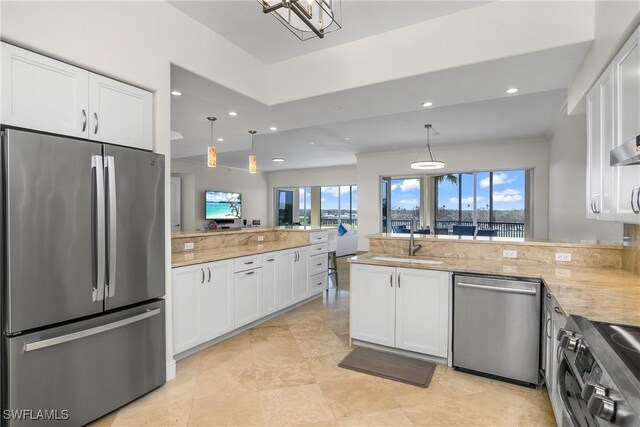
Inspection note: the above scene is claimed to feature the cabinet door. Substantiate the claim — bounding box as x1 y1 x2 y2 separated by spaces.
614 30 640 223
262 253 278 316
293 247 309 302
1 42 89 138
172 265 203 354
350 264 396 347
276 250 295 309
88 73 153 150
200 261 234 342
586 80 602 220
395 269 449 357
234 268 262 328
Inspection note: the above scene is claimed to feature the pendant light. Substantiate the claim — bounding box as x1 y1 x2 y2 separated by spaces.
248 130 257 174
411 124 444 170
207 116 217 168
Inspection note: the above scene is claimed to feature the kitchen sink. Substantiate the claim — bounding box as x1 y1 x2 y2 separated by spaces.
371 256 445 265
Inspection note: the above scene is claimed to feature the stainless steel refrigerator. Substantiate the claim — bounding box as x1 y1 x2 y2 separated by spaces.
1 128 166 426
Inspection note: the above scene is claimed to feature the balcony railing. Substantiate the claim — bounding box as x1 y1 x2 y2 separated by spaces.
319 218 358 229
383 219 524 238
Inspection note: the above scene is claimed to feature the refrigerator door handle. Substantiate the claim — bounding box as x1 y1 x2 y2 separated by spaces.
92 155 106 302
105 155 117 298
23 308 160 352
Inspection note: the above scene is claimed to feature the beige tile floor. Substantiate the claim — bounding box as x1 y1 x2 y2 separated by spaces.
91 258 555 427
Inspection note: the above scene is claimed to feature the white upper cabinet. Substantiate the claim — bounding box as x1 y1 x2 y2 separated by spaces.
89 74 153 150
1 43 153 151
1 42 89 138
586 65 614 220
613 29 640 223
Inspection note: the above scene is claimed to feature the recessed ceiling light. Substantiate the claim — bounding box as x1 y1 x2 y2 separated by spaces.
344 137 350 141
171 90 181 96
272 157 285 162
506 88 519 94
270 126 277 131
228 111 238 116
309 141 315 145
422 101 433 107
217 138 224 142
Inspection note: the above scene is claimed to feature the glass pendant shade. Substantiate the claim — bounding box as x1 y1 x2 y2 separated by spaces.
260 0 342 41
206 116 217 169
248 130 258 174
411 124 444 170
207 146 217 168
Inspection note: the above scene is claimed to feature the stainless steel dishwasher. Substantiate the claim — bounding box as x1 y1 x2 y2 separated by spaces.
453 274 542 386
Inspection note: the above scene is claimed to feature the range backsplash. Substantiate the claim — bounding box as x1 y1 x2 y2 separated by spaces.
623 223 640 274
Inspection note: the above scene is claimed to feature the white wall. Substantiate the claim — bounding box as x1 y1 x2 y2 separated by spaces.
0 0 267 381
568 1 640 114
356 139 550 251
172 160 269 230
548 106 624 242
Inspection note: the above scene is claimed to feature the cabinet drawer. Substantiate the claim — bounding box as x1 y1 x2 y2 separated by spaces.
309 272 327 295
309 232 328 244
309 255 327 276
234 255 263 272
309 243 328 256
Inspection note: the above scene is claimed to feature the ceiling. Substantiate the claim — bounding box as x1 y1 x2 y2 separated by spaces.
168 1 491 64
170 41 590 171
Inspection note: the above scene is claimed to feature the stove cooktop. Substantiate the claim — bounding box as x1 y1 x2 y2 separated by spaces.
594 321 640 384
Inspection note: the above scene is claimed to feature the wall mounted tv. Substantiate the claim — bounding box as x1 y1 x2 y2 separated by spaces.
205 191 242 220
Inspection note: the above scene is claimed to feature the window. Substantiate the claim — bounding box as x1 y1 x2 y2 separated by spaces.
320 185 358 229
299 187 311 226
381 177 423 232
434 170 528 237
277 189 294 225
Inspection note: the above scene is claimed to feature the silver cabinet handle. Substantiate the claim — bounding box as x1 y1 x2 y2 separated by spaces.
82 109 87 132
633 186 640 214
316 262 322 266
316 282 323 286
24 308 160 352
91 155 105 302
266 258 275 262
590 196 596 213
207 267 211 283
398 273 401 288
105 156 117 298
94 112 99 134
245 271 255 276
457 282 537 295
389 273 393 287
244 261 254 265
201 268 205 284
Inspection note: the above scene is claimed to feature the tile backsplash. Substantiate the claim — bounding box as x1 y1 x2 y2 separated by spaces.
623 223 640 274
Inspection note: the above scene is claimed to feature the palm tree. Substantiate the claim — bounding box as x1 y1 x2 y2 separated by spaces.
434 174 458 185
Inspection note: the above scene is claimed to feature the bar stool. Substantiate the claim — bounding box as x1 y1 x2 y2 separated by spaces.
327 250 338 291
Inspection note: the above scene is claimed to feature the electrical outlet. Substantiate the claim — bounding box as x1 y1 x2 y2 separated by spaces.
502 249 517 259
555 268 571 278
502 265 517 273
184 242 194 250
555 252 572 262
257 235 264 241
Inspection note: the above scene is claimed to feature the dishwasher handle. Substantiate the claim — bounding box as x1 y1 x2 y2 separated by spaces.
457 281 537 295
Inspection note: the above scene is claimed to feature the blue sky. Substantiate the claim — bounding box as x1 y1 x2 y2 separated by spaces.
390 178 421 210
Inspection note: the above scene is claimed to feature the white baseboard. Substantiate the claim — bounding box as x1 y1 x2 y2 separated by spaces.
166 359 176 381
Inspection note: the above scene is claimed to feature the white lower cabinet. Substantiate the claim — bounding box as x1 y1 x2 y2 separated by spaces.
395 268 449 357
172 260 234 354
293 247 309 302
351 264 450 358
276 249 296 309
262 253 278 316
234 268 262 328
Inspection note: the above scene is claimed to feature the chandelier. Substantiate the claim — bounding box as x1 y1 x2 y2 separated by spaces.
260 0 342 40
411 124 444 170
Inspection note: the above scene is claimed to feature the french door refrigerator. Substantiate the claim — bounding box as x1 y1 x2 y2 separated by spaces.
0 128 166 426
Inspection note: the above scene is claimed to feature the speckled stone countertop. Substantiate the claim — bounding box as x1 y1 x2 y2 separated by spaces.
367 233 622 249
173 226 331 239
349 253 640 327
172 241 312 268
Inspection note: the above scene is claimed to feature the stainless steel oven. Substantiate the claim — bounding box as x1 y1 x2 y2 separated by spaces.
557 315 640 427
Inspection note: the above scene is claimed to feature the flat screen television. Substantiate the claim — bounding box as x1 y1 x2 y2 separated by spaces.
205 191 242 220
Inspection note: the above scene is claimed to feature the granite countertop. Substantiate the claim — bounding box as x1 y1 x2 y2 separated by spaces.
172 241 312 267
349 253 640 327
173 226 332 239
367 233 623 249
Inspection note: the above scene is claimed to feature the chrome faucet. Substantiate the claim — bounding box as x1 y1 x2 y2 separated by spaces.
409 218 422 256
